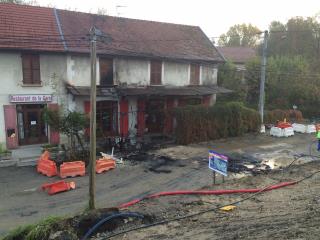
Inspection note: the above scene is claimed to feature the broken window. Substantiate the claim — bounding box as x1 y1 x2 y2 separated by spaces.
96 101 118 136
190 64 200 85
100 58 114 85
146 99 165 133
150 60 162 85
22 54 41 85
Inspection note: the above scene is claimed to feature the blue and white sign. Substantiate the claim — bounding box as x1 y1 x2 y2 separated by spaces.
209 150 228 176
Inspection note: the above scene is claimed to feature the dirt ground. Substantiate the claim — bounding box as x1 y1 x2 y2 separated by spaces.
0 133 318 238
108 160 320 240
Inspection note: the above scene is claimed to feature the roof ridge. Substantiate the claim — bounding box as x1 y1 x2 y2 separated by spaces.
0 3 199 29
58 8 199 29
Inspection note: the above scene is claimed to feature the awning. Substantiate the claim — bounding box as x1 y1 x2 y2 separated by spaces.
117 85 231 97
67 85 232 97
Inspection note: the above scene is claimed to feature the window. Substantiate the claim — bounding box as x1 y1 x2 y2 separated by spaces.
22 54 41 85
100 58 114 85
190 64 200 85
96 101 118 136
150 60 162 85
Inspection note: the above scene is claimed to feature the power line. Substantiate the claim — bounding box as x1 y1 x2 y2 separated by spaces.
270 30 320 34
211 29 320 40
220 67 320 79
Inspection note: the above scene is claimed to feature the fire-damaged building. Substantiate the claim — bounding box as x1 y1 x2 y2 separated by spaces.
0 3 229 150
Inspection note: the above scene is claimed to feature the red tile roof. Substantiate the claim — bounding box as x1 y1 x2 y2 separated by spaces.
216 47 256 64
58 10 223 62
0 3 224 63
0 3 64 52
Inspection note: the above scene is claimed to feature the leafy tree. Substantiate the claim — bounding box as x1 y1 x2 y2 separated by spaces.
97 7 108 15
43 108 88 159
217 61 247 102
218 24 261 47
267 17 320 65
244 55 320 117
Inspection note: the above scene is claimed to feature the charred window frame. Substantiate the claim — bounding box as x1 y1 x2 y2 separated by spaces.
190 64 200 85
150 60 162 85
100 58 114 86
96 101 118 135
22 54 41 85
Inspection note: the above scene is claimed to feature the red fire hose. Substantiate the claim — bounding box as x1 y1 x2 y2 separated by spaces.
119 181 297 209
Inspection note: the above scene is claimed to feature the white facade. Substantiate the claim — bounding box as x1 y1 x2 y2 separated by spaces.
114 59 149 86
0 53 68 145
0 52 219 148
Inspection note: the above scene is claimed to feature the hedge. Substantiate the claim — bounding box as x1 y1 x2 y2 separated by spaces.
174 102 261 145
264 109 303 124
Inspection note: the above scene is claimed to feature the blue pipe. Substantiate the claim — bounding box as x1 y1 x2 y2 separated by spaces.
81 212 144 240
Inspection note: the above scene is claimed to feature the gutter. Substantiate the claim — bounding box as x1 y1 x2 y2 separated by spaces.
53 8 68 51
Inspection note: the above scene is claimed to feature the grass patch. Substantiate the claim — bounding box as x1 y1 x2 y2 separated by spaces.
2 216 63 240
25 216 62 240
2 224 35 240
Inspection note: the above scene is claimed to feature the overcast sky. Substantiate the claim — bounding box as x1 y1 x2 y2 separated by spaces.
38 0 320 39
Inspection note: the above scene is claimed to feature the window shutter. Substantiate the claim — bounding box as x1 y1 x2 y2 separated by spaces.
32 55 41 84
48 103 60 144
3 105 18 149
150 60 162 85
22 54 41 84
120 99 129 137
190 64 200 85
22 55 32 84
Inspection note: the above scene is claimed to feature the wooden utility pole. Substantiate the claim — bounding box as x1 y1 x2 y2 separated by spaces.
89 27 97 210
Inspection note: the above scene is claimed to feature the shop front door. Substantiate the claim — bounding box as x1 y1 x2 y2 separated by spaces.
17 104 48 145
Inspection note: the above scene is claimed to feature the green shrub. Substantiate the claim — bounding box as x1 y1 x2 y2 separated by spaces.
174 102 261 145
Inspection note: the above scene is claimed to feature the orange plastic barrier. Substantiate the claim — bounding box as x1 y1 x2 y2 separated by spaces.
41 150 50 161
277 121 292 129
37 151 58 177
60 161 85 178
41 180 76 195
96 159 116 174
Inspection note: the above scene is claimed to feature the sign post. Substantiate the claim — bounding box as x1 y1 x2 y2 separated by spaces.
209 150 228 184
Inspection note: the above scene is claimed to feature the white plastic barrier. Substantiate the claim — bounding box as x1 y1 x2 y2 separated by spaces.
283 127 294 137
270 127 283 137
306 124 316 133
270 126 294 137
292 123 306 133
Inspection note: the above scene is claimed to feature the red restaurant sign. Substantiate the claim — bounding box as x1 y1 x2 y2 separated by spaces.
9 94 53 103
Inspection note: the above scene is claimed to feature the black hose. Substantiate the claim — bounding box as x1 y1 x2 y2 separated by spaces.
81 212 144 240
